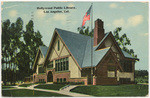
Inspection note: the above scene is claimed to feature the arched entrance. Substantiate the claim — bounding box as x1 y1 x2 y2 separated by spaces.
47 71 53 82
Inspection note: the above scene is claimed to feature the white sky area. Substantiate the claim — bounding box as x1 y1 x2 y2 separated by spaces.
1 1 149 70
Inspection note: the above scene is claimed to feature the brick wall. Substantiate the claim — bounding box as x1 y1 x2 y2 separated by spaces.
53 71 70 82
96 77 118 85
33 70 88 85
33 73 47 83
69 78 87 85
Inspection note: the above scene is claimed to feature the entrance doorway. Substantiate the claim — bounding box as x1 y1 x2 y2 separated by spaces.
47 71 53 82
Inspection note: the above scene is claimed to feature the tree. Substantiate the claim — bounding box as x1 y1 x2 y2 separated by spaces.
2 18 45 85
2 18 23 85
77 26 93 37
113 27 137 58
2 19 11 85
20 20 44 79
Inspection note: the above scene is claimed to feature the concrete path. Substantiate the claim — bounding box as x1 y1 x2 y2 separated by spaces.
27 84 39 89
10 84 93 97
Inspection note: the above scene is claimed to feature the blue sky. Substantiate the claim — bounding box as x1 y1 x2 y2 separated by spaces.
1 1 149 70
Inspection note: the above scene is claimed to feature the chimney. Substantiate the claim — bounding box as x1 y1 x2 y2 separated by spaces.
94 19 105 46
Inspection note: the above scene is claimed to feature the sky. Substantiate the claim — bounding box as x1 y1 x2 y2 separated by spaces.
1 1 149 70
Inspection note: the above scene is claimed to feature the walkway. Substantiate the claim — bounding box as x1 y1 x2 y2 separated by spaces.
11 84 93 97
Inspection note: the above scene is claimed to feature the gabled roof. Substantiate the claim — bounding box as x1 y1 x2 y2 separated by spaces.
94 32 110 50
55 28 91 67
39 46 49 58
43 28 137 69
55 28 114 68
32 46 48 70
95 32 125 58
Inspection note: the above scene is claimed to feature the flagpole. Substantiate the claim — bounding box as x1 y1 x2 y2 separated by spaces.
91 3 93 85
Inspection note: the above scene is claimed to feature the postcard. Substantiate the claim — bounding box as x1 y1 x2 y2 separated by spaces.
1 1 149 97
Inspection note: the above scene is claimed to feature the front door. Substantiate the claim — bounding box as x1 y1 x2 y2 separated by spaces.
47 71 53 82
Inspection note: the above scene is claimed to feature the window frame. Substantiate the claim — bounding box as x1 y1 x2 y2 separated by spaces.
55 57 69 72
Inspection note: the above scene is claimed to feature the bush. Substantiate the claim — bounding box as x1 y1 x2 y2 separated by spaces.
35 81 46 84
54 81 84 85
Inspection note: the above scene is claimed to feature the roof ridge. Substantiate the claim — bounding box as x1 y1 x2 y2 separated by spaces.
55 28 91 39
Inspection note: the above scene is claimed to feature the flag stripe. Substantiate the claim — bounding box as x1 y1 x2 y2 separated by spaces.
82 5 92 27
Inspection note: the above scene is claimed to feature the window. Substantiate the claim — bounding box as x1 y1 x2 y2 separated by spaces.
66 58 69 70
58 60 60 71
47 61 53 68
61 59 63 71
107 66 116 78
55 57 69 72
57 78 59 83
60 78 62 83
63 78 66 82
58 40 60 51
63 58 66 70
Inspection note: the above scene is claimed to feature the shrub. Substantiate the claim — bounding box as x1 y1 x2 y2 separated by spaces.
54 81 84 85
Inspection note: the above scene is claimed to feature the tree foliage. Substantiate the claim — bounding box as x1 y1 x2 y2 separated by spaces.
135 70 148 78
2 17 44 85
77 26 93 37
113 27 137 58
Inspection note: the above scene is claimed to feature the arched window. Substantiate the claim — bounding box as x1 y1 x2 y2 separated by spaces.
57 78 59 83
63 78 66 82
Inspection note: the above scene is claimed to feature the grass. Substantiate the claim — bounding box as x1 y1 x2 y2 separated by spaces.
70 84 148 96
2 89 69 97
2 86 15 89
19 83 34 87
34 84 67 90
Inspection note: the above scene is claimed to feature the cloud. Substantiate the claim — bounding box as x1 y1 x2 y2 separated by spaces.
127 15 143 27
109 3 117 8
138 33 148 37
143 33 148 36
8 10 18 17
68 3 74 7
53 14 67 25
113 15 143 28
35 10 46 18
113 18 125 27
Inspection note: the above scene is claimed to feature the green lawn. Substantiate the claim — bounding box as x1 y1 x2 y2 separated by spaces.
2 89 69 97
34 84 67 90
70 84 148 96
19 83 34 87
2 86 15 89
